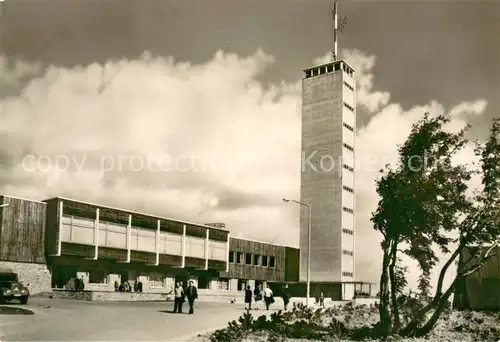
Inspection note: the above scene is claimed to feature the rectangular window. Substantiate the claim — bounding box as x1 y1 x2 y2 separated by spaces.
254 254 261 266
343 164 354 173
237 252 244 264
343 207 354 214
149 272 165 288
343 102 354 112
262 256 268 267
343 185 354 193
342 272 353 277
269 256 276 268
343 81 354 91
198 274 211 290
343 122 354 131
89 270 108 284
245 253 252 265
218 278 230 291
342 250 354 256
343 143 354 152
342 228 354 235
229 251 234 263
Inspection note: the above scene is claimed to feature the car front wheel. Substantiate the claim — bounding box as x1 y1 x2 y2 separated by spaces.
20 297 28 305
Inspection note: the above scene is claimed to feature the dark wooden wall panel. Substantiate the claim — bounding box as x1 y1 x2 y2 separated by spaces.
285 247 300 282
228 238 286 281
185 257 205 268
208 259 226 271
60 242 94 258
0 196 47 263
98 247 127 261
130 250 156 264
159 254 182 266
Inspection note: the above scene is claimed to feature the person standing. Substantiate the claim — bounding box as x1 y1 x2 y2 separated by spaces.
319 292 325 307
244 285 253 310
263 285 274 310
173 282 184 313
282 284 291 311
254 285 262 310
185 280 198 314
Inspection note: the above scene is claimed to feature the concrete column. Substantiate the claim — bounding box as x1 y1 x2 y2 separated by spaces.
181 224 186 268
126 214 132 263
93 208 100 260
155 220 160 265
55 200 64 256
204 229 209 270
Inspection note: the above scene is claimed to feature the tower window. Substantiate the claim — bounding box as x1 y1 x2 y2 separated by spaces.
229 251 235 263
269 256 276 268
245 253 252 265
343 123 354 132
262 256 268 267
342 228 354 235
343 81 354 91
254 254 261 266
343 185 354 193
343 102 354 112
237 252 244 264
343 143 354 152
343 164 354 173
343 207 354 214
342 272 353 277
342 250 354 256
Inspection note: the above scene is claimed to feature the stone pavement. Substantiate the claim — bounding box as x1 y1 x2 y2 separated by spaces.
0 297 272 341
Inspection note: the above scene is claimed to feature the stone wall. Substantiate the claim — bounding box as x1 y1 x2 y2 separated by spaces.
0 261 51 295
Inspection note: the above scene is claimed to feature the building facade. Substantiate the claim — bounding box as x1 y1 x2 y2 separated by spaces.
300 60 356 295
0 195 305 300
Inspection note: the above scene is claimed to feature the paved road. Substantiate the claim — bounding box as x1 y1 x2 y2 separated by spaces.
0 297 271 341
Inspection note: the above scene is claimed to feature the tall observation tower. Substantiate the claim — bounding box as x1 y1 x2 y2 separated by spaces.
299 0 356 297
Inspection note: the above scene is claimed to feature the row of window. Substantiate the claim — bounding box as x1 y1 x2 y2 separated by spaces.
229 251 276 268
343 164 354 172
342 64 354 77
343 143 354 152
343 122 354 132
342 250 354 256
343 102 354 112
342 272 354 277
342 228 354 235
343 207 354 214
343 81 354 91
343 185 354 193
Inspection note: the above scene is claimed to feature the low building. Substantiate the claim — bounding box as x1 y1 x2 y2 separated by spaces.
0 194 365 301
453 245 500 310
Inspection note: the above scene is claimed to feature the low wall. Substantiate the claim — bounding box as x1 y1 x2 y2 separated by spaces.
352 297 379 306
0 261 51 295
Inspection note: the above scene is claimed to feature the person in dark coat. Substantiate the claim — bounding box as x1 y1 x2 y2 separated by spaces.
254 285 262 310
244 285 253 310
185 280 198 314
282 284 291 311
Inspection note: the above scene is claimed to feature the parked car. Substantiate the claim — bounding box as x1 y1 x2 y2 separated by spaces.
0 268 30 304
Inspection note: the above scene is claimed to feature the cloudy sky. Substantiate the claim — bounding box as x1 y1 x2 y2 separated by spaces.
1 0 499 287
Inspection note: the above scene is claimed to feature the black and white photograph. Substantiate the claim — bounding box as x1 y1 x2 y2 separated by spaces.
0 0 499 341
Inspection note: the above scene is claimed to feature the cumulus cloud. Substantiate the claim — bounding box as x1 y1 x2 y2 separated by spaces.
0 48 490 290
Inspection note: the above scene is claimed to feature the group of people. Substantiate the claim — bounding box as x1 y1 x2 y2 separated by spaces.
244 284 291 311
114 280 143 292
172 280 198 314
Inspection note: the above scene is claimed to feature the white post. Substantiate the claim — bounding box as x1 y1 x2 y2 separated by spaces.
155 220 160 266
204 229 209 270
181 225 186 268
126 214 132 263
226 232 230 272
56 200 63 256
94 208 100 260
